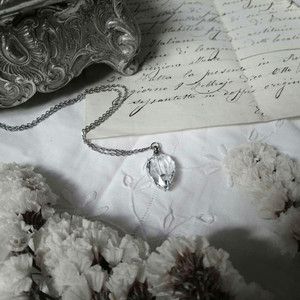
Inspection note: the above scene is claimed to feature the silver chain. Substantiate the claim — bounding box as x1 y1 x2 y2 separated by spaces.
0 84 156 157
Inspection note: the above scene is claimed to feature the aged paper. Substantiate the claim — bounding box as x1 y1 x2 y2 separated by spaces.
215 0 300 119
86 0 300 139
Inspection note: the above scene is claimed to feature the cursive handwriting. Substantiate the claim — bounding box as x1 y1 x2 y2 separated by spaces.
86 0 300 139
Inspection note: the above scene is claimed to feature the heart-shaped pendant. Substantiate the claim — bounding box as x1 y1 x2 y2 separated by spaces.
146 143 176 191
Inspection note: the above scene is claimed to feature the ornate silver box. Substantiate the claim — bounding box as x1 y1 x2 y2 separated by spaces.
0 0 141 108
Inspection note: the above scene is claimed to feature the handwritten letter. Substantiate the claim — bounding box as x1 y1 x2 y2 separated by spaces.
215 0 300 118
86 0 300 139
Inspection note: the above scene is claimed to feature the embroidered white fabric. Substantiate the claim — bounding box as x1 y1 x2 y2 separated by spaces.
0 68 300 298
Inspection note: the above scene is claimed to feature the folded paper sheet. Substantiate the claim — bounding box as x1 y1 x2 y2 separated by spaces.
86 0 300 139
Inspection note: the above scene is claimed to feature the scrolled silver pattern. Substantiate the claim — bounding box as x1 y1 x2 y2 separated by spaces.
0 0 141 108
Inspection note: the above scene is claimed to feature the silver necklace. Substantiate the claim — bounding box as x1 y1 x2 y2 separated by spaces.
0 84 176 191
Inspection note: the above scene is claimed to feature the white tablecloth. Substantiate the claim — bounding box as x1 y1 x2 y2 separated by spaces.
1 65 300 299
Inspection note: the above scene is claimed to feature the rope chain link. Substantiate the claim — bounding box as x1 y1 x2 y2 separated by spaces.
0 84 155 157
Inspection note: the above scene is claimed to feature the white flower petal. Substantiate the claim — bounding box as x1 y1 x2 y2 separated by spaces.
84 265 107 293
107 262 143 300
62 277 91 300
0 254 32 296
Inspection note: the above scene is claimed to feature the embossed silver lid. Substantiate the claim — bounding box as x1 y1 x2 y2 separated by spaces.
0 0 65 18
0 0 141 108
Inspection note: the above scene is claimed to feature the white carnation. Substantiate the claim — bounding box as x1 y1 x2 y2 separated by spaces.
224 143 300 219
146 236 272 300
0 163 57 253
0 163 57 212
34 213 150 297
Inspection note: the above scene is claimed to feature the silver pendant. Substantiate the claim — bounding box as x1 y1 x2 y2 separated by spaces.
146 143 176 191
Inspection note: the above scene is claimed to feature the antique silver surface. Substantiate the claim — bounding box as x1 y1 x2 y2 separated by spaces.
0 0 141 108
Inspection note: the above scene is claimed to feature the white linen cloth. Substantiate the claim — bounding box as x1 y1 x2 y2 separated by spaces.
0 66 299 299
